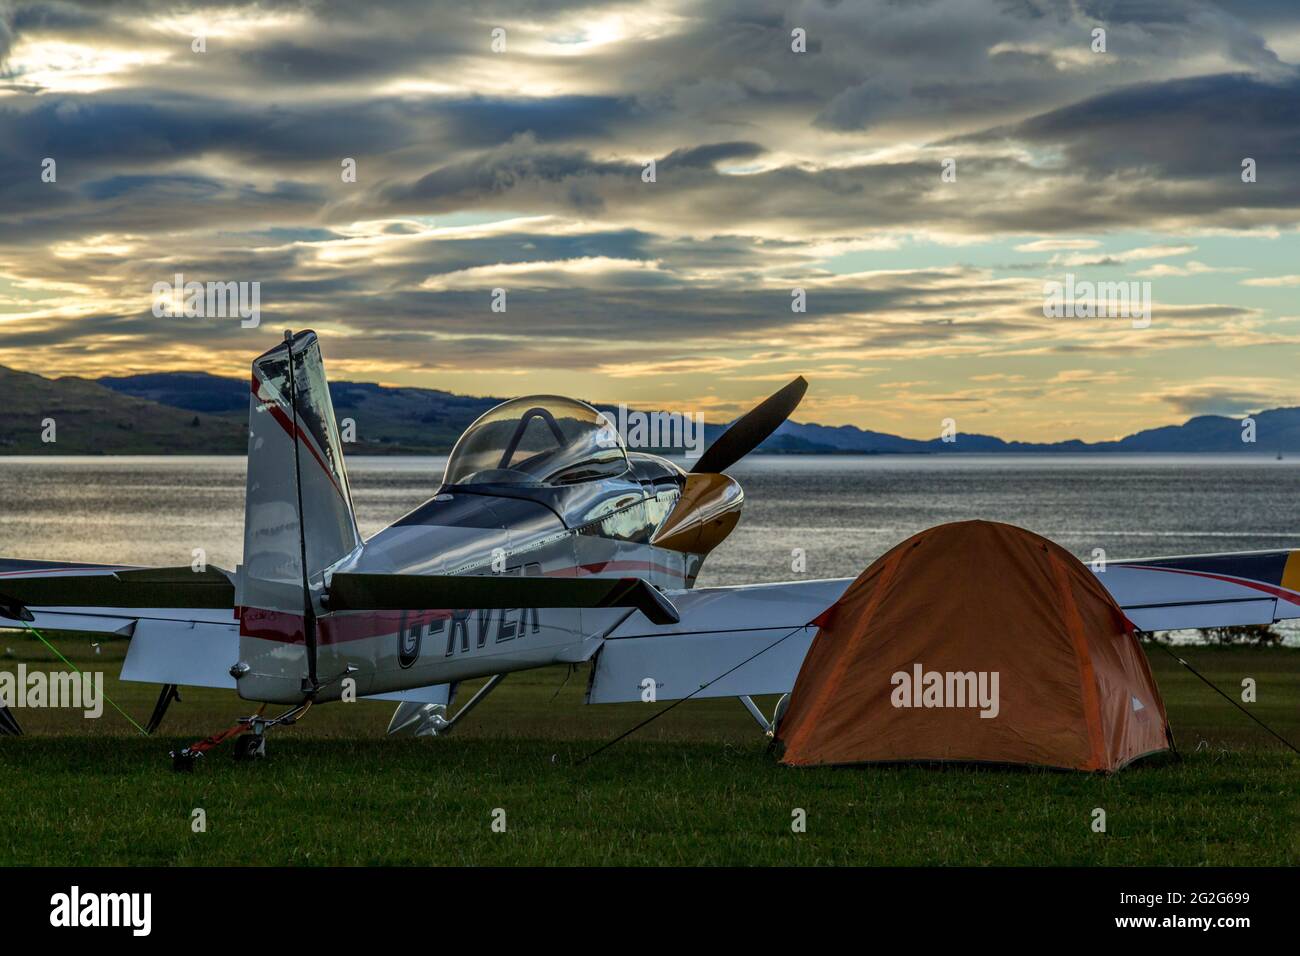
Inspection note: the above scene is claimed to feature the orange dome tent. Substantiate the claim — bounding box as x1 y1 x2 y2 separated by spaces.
776 520 1171 772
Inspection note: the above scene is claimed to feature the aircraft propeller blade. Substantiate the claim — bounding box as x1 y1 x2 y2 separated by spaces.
326 572 680 625
691 376 807 474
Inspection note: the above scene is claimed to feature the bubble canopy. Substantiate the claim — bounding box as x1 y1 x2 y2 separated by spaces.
443 396 629 487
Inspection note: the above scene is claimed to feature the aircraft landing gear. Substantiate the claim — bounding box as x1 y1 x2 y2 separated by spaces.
0 704 22 737
385 674 507 737
227 702 308 762
739 693 789 736
145 684 181 735
169 700 309 770
233 733 267 760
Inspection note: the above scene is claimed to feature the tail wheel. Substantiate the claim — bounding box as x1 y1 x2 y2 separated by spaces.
233 734 267 761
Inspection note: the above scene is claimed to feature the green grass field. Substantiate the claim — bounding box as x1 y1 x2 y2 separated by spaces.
0 633 1296 866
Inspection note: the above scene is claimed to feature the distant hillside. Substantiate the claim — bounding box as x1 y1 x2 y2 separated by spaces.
88 371 1300 455
99 371 501 454
97 371 250 414
769 408 1300 454
1097 409 1300 453
0 366 1296 455
0 367 246 454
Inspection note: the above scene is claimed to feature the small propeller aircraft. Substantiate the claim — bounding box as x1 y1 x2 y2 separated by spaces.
2 331 1298 760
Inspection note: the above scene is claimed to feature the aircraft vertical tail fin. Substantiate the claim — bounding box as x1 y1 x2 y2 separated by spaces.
235 330 361 702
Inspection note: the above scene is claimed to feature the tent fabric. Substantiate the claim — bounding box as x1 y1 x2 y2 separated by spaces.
776 520 1170 772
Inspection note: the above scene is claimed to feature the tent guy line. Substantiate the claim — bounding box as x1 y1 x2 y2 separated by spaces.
577 620 812 765
1148 640 1299 756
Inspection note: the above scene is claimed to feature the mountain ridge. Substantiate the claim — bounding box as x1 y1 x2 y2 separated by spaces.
0 366 1296 455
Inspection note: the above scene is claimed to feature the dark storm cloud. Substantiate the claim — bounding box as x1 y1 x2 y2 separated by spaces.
0 93 428 166
238 39 429 83
80 172 226 201
1207 0 1300 27
436 95 636 147
12 1 112 33
2 0 1299 389
380 144 624 210
380 139 769 217
661 142 764 169
5 0 1297 241
976 72 1300 180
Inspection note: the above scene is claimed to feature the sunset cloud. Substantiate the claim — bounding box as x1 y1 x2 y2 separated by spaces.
0 0 1297 441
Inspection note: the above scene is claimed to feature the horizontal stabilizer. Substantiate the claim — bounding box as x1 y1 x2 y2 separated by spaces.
326 572 680 625
0 566 235 618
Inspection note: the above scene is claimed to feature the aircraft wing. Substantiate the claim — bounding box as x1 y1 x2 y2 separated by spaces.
586 578 851 704
586 548 1300 705
0 559 236 634
1098 549 1300 631
0 559 244 690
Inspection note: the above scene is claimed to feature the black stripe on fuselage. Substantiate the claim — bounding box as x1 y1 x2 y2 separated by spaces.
392 491 550 529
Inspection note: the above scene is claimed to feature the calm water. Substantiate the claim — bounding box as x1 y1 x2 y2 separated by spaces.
1 454 1297 640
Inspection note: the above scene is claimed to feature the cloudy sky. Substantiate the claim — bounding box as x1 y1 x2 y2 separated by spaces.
1 0 1298 441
